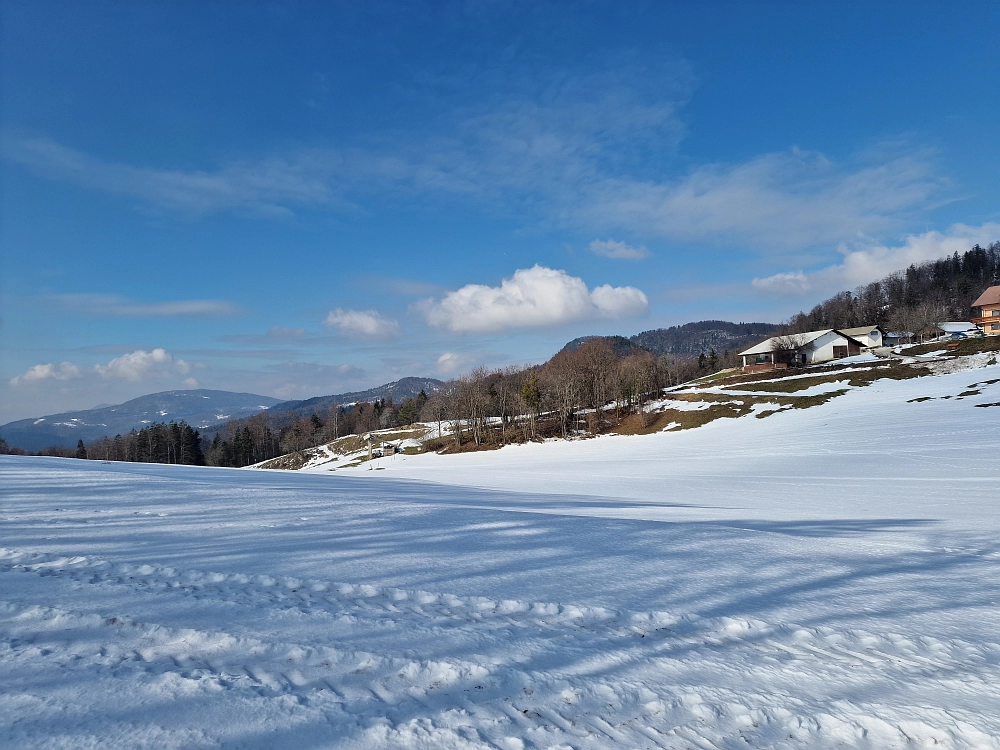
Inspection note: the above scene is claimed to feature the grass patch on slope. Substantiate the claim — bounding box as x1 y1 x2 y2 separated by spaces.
714 362 930 393
906 337 1000 357
617 389 850 435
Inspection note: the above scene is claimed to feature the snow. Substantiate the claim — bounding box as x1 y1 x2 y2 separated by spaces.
3 362 1000 748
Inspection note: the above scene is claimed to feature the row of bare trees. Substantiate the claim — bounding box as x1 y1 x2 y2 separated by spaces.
415 340 707 450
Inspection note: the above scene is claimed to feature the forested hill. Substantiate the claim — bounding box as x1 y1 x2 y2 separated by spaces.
562 321 780 360
629 321 780 356
266 377 444 421
560 335 649 358
784 242 1000 334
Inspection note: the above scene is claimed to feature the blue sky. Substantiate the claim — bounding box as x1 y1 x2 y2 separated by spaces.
2 1 999 422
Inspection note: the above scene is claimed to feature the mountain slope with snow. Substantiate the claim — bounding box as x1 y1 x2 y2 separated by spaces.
2 358 999 749
0 389 282 451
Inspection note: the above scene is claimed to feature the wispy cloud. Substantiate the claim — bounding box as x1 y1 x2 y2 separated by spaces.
219 326 308 345
4 53 946 254
3 136 350 218
752 222 1000 297
323 308 400 339
418 265 648 333
588 238 650 259
53 293 241 318
578 148 945 250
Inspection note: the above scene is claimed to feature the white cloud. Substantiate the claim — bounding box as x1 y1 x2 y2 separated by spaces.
9 362 81 386
419 265 648 333
53 293 240 317
182 377 199 388
752 222 1000 298
588 239 650 259
323 308 400 339
436 352 466 376
750 271 813 296
94 348 191 381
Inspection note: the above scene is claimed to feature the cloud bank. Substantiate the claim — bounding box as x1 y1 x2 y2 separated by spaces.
419 265 648 333
323 308 400 339
10 348 193 386
752 223 1000 297
9 362 82 386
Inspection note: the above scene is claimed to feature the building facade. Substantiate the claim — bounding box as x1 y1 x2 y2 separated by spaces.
972 286 1000 336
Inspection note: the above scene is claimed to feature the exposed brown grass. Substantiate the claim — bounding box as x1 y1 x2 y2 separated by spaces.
614 387 850 435
713 363 929 393
906 337 1000 357
257 451 311 470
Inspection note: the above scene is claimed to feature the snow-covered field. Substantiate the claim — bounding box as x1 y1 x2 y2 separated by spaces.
3 362 1000 749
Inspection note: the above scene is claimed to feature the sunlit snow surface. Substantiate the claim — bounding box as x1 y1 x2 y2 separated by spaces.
3 364 1000 749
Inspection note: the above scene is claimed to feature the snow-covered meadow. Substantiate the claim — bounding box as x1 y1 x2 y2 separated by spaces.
3 362 1000 749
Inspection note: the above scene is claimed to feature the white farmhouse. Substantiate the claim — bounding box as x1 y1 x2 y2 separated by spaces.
840 325 886 349
739 329 866 372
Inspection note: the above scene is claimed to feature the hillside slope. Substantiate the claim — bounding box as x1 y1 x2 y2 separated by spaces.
629 320 779 355
2 354 999 748
0 390 281 451
266 376 445 419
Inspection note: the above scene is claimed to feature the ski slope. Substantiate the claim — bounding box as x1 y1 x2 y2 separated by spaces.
2 362 1000 748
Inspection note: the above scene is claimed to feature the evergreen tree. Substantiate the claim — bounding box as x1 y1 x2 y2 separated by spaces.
75 439 87 459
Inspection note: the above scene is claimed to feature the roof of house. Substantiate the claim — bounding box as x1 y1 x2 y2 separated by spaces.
938 321 978 333
739 330 833 356
840 325 883 337
972 285 1000 307
739 329 869 357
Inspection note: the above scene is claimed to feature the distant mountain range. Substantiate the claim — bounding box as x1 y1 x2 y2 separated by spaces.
3 325 772 452
1 378 445 451
562 320 779 359
0 390 282 452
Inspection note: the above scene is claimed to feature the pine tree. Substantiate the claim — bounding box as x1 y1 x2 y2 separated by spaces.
76 439 88 459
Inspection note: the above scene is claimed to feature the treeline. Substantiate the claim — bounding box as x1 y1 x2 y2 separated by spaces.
203 391 431 467
785 242 1000 335
0 422 207 464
